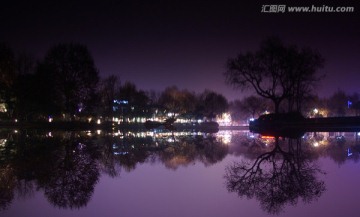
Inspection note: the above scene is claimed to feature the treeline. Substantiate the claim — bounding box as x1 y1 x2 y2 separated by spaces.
0 42 228 122
1 41 357 124
230 90 360 123
222 36 360 122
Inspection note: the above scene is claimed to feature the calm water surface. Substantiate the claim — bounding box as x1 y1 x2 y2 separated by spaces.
1 130 360 217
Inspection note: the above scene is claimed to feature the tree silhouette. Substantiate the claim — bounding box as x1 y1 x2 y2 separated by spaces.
159 138 198 170
197 90 228 119
115 145 151 172
41 43 99 117
0 43 16 117
158 86 196 117
224 37 324 113
41 139 100 209
13 53 38 120
197 135 228 166
117 81 150 119
97 136 122 178
231 95 269 120
0 165 16 211
98 74 120 118
118 82 149 106
225 137 326 214
327 90 348 117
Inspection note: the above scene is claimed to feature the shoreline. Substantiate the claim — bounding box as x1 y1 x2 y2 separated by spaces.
0 121 242 132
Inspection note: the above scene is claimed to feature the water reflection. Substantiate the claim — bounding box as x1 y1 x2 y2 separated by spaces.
0 129 228 210
1 129 360 214
225 130 360 214
41 141 99 209
225 136 326 214
0 131 100 210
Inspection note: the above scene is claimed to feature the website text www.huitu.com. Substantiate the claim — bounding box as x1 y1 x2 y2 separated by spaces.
261 5 355 13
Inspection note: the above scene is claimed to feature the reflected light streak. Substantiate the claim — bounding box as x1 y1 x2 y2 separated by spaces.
0 139 7 147
216 131 232 144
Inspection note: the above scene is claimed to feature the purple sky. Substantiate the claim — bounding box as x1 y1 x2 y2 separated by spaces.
1 0 359 101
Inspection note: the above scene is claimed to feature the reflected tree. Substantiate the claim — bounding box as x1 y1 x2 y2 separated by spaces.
41 138 100 209
327 145 347 165
197 135 228 166
112 136 154 172
115 147 150 172
157 134 228 169
95 132 229 173
14 179 35 201
0 131 103 210
97 136 122 178
160 140 198 170
0 165 16 211
225 137 326 214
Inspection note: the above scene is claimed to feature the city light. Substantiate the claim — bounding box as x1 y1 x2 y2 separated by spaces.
310 108 328 117
347 148 353 157
0 103 7 112
216 131 232 144
217 113 232 126
0 139 7 147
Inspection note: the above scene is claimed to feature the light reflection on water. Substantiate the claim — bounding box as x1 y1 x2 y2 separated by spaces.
1 129 360 216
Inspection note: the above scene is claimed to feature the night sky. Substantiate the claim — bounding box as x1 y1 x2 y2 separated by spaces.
1 0 359 101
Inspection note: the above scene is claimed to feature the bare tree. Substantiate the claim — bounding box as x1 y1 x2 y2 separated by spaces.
224 37 324 113
225 137 326 214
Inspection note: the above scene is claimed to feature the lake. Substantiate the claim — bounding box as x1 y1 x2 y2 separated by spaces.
1 129 360 217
